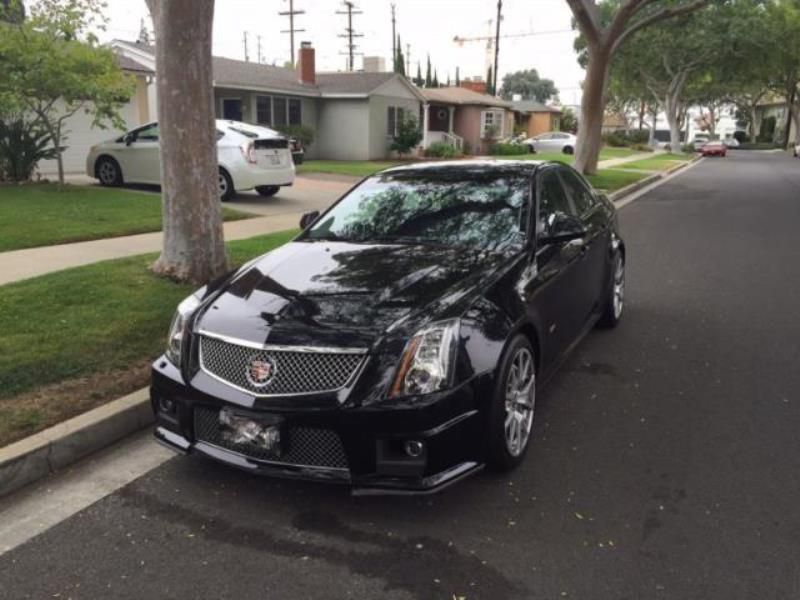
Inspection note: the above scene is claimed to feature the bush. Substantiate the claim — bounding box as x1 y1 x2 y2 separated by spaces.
390 115 423 157
425 141 460 158
489 143 528 155
758 116 776 142
603 131 629 147
631 143 654 152
274 124 314 147
681 143 696 153
733 130 747 144
626 130 650 144
0 116 58 182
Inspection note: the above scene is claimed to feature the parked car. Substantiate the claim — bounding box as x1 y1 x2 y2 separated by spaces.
86 120 295 201
151 159 626 494
523 132 578 155
692 134 711 151
700 140 727 157
722 135 740 148
794 142 800 158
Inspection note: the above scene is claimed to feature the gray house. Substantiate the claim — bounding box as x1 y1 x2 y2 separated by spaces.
111 40 424 161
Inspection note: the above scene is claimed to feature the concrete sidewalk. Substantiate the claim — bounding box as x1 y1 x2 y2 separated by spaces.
597 150 665 168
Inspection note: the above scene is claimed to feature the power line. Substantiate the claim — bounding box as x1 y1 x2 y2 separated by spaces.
336 1 363 72
279 0 306 67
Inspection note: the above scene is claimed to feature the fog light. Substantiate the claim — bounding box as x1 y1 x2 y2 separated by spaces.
404 440 424 458
158 396 175 414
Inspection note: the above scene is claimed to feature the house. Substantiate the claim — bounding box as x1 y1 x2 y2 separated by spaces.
41 40 425 174
420 87 514 155
601 111 629 134
753 97 795 144
510 100 562 138
37 53 155 176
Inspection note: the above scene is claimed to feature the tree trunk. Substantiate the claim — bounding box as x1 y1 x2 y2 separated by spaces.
707 106 716 137
573 45 610 175
750 106 761 143
664 90 684 154
783 88 797 149
648 105 657 146
791 102 800 145
638 100 645 131
146 0 227 284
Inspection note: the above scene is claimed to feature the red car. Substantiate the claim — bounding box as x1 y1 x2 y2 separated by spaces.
700 140 727 157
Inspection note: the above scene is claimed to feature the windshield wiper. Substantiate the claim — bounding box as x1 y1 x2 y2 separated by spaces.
306 232 345 242
365 235 446 247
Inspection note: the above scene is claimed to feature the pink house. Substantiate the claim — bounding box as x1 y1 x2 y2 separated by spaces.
420 87 514 155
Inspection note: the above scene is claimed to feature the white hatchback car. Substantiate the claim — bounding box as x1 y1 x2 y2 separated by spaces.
522 132 577 155
86 120 295 201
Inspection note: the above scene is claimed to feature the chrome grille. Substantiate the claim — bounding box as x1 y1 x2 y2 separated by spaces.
193 406 349 469
199 334 365 396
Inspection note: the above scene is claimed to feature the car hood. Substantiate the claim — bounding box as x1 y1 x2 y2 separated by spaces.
196 241 511 349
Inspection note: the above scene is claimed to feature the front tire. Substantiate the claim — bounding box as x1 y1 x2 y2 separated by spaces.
255 185 280 197
563 145 574 155
598 251 625 328
95 157 123 186
218 168 234 202
487 335 537 472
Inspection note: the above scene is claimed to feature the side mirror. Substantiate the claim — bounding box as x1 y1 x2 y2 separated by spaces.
299 210 320 230
538 212 587 245
123 133 135 146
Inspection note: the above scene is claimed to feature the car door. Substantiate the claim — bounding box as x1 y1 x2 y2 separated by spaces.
558 167 610 325
122 123 161 183
535 133 554 152
521 166 586 367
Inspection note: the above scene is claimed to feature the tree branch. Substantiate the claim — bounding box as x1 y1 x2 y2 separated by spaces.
566 0 602 47
611 0 710 54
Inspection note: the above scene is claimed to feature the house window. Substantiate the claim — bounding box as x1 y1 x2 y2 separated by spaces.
387 106 406 136
288 99 302 125
273 97 287 126
256 96 272 125
481 109 504 138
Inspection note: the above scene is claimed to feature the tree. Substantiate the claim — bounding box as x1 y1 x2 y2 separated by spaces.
766 0 800 146
425 54 432 87
560 107 578 133
395 34 405 76
0 0 134 184
500 69 559 103
567 0 709 174
433 69 439 88
0 0 24 23
146 0 227 283
456 66 461 87
390 114 423 157
415 61 423 87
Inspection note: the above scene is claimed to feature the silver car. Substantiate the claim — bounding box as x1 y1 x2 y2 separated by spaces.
522 132 578 155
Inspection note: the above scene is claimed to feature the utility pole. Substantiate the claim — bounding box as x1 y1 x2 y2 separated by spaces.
243 31 249 62
337 1 363 71
279 0 305 67
257 35 263 63
493 0 502 96
391 3 396 71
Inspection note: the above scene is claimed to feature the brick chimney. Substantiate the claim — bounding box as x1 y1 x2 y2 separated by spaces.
460 78 487 95
297 41 315 85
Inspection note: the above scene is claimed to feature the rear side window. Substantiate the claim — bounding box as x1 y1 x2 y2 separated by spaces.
537 170 573 234
559 169 597 216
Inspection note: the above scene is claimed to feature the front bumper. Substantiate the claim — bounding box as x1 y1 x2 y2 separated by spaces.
151 357 488 495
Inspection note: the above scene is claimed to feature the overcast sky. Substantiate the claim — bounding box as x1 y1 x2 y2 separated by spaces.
96 0 585 106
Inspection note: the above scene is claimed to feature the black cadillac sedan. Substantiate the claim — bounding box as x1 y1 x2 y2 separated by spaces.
151 160 625 494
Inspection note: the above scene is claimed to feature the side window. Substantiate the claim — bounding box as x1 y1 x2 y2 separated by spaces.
288 98 302 125
134 124 159 141
559 169 597 216
537 170 574 234
387 106 396 136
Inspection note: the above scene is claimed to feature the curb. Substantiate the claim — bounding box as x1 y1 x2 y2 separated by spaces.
0 387 152 498
609 156 701 204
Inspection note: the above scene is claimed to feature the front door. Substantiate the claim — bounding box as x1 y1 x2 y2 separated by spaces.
222 98 243 122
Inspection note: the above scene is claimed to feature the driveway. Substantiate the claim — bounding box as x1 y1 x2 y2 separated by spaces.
2 152 799 599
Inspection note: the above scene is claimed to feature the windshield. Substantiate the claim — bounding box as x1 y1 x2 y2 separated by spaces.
303 169 529 252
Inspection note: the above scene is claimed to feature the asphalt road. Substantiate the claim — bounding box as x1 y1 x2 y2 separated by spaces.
2 151 799 600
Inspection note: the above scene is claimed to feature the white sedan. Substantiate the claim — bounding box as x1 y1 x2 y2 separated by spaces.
86 120 295 201
522 131 578 155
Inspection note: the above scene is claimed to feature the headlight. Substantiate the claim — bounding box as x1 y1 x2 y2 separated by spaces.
165 291 203 365
390 319 460 397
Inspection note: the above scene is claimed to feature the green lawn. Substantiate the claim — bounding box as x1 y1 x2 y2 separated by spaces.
598 147 644 159
621 154 693 171
297 160 402 178
586 169 649 192
0 184 254 252
0 229 297 445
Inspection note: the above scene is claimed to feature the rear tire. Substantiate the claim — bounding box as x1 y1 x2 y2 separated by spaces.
598 251 625 328
218 168 234 202
528 144 536 154
486 335 537 472
563 145 574 155
95 156 123 186
255 185 280 197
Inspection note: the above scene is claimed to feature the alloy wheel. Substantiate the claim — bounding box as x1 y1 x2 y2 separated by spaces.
98 161 116 185
504 347 536 457
613 255 625 319
218 173 228 197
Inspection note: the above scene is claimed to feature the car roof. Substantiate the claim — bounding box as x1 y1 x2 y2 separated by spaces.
216 120 283 139
379 159 551 178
